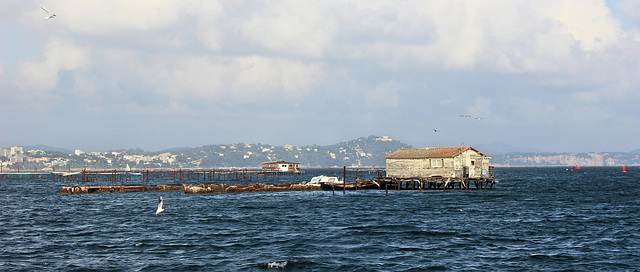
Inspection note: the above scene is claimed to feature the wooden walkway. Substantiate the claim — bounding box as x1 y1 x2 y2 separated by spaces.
3 167 498 194
1 168 300 184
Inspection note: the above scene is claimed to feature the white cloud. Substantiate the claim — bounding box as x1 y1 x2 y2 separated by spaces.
553 0 622 51
17 39 90 91
183 1 227 51
468 97 492 118
139 55 325 104
365 82 399 108
55 0 185 35
3 0 639 152
325 1 628 73
615 0 640 31
240 0 338 57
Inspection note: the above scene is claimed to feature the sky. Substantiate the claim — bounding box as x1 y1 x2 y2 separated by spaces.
1 0 639 153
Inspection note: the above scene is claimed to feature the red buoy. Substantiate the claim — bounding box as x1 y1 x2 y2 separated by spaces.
573 166 581 169
623 165 626 173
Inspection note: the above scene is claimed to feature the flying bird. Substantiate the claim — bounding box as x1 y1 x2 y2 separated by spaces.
475 117 483 120
460 115 471 118
156 196 164 215
41 6 56 19
433 129 439 132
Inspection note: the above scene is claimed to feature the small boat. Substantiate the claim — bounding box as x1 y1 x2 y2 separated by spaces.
573 166 581 169
301 175 343 187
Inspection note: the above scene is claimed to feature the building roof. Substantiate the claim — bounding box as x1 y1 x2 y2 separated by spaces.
261 161 299 165
385 146 486 159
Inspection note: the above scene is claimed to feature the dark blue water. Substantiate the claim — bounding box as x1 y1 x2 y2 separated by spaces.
1 167 638 271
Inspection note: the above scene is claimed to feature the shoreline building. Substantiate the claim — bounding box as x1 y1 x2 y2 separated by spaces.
385 146 493 179
261 161 301 172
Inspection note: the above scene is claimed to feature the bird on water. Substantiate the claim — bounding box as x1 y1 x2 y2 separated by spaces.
156 196 164 215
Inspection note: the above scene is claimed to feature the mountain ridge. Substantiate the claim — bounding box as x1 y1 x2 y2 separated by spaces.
4 137 639 168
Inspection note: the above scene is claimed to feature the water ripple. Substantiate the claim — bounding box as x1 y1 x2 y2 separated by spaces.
1 167 639 271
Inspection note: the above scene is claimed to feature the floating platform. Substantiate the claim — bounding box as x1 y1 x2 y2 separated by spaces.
60 185 184 194
184 183 322 194
60 183 323 194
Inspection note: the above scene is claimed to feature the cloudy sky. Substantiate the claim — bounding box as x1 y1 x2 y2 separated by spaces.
1 0 638 153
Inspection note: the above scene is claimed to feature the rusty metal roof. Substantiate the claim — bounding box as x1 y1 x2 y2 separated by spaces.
385 146 486 159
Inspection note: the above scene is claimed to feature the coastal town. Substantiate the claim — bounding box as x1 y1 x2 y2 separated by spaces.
2 135 639 171
1 146 183 171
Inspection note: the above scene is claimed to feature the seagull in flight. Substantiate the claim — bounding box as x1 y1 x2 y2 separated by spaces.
475 117 483 120
433 128 439 132
156 196 165 215
41 6 56 19
460 115 471 118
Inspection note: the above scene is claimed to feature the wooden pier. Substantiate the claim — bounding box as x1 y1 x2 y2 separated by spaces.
3 167 498 194
0 172 52 179
1 168 297 184
320 177 497 192
373 176 498 191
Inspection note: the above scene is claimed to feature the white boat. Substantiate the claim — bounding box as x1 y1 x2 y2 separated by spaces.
302 175 343 186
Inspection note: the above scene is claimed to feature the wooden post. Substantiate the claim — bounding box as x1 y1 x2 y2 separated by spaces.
354 169 358 190
343 166 346 194
385 184 388 196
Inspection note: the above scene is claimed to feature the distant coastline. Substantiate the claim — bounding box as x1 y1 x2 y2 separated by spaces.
2 136 639 170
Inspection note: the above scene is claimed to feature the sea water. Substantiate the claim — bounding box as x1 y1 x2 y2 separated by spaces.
1 167 638 271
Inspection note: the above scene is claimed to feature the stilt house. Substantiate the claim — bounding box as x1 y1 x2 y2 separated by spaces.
385 146 492 179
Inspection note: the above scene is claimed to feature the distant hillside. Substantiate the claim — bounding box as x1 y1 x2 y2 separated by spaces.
490 152 640 166
474 141 539 156
175 135 412 168
10 138 638 169
21 145 74 154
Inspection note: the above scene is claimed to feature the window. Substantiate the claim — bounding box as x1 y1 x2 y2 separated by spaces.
431 159 443 167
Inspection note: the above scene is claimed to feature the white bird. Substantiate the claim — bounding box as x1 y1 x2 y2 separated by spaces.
460 115 471 118
156 196 164 215
41 6 56 19
475 117 483 120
